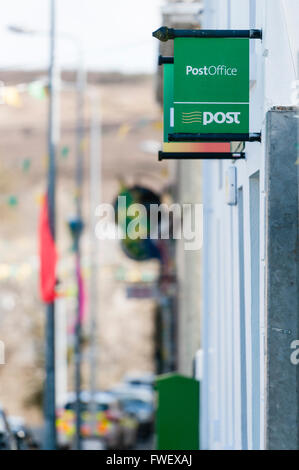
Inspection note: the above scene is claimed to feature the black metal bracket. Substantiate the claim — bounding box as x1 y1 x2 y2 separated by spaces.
168 133 261 143
158 55 174 66
159 151 246 161
153 27 262 42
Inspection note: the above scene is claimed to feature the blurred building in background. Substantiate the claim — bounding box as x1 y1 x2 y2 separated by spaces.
156 0 203 377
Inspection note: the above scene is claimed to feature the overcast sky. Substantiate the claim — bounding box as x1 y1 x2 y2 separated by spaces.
0 0 164 73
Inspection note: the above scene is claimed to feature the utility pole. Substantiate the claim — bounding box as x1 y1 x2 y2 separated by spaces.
44 0 58 450
88 90 101 436
73 222 83 451
73 45 86 452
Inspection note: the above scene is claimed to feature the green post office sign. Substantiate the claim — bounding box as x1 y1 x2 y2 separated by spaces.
174 38 249 134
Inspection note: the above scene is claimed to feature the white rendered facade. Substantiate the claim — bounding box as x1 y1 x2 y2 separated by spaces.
201 0 299 450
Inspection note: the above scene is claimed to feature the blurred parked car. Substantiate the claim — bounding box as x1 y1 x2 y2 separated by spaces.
0 405 17 450
7 416 40 450
97 392 138 450
109 383 154 439
56 391 137 450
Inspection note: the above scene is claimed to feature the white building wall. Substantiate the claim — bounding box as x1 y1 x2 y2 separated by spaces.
201 0 299 450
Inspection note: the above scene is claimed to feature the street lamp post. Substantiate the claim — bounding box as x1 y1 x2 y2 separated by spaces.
88 89 102 436
73 44 86 452
7 22 87 451
67 217 84 450
45 0 58 450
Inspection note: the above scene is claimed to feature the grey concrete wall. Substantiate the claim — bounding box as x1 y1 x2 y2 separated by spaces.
265 108 299 450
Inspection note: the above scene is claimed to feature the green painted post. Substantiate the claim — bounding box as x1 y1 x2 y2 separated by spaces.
155 374 200 450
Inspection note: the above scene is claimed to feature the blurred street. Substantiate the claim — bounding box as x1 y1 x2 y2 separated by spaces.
0 68 166 449
0 0 168 451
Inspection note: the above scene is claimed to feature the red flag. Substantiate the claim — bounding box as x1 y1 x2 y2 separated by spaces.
38 195 57 303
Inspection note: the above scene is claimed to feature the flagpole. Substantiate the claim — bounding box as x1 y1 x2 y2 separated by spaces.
73 36 85 455
44 0 58 450
88 89 101 436
74 233 83 451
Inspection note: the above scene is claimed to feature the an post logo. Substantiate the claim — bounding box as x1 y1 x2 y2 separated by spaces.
182 111 241 126
182 111 202 123
203 111 241 126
